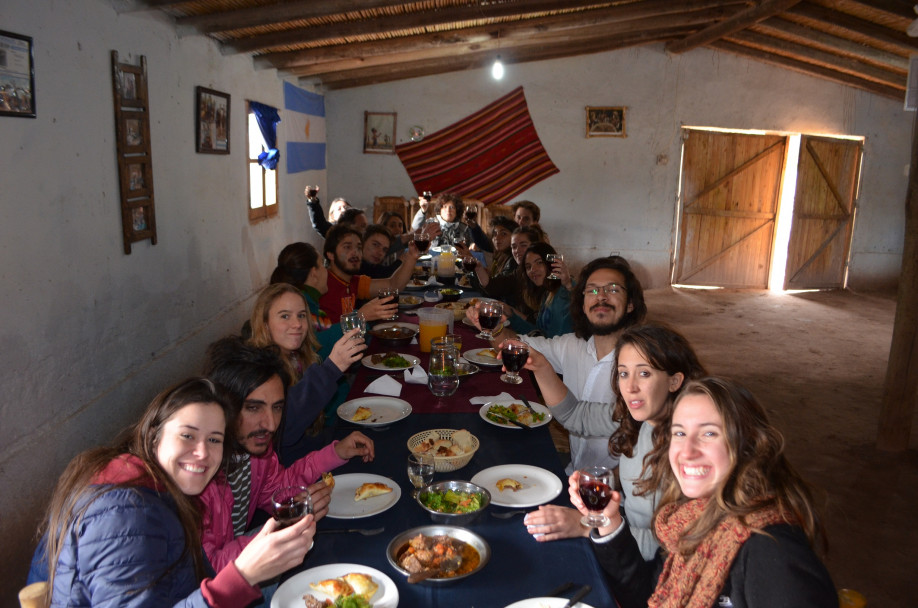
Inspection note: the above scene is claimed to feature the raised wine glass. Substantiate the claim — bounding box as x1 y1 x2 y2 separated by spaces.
340 310 366 337
546 253 564 280
407 452 435 498
475 299 503 340
377 287 399 321
500 339 529 385
461 255 478 282
578 466 614 528
271 485 313 529
413 228 431 254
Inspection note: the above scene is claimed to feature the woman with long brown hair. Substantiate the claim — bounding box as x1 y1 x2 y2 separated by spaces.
38 377 313 607
505 242 573 338
571 377 837 607
248 283 365 465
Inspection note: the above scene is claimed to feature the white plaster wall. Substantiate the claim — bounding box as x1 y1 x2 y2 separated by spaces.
0 0 318 594
325 46 909 290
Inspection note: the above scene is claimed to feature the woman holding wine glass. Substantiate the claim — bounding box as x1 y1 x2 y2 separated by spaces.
505 242 573 339
571 377 837 608
429 192 473 249
521 325 706 560
248 283 366 462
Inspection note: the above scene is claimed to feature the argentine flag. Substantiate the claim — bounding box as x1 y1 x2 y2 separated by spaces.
284 82 326 173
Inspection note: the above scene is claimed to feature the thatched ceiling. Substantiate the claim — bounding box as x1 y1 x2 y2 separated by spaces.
121 0 918 100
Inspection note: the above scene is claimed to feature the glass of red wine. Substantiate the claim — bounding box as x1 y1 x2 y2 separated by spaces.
499 340 529 384
413 228 431 254
476 299 503 340
271 485 313 529
578 466 614 528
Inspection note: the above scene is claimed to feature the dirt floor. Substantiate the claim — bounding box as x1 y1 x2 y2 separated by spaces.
637 286 918 607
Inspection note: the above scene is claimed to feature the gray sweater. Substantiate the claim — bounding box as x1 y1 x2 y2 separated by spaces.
552 391 661 559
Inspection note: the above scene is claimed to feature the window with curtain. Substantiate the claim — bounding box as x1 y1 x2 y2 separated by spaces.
247 101 278 222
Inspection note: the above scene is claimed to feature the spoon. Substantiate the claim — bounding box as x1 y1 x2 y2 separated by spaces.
407 553 461 584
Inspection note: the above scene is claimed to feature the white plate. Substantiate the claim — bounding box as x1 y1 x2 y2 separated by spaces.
374 321 420 333
326 473 401 519
361 353 420 372
337 397 412 427
471 465 563 508
504 598 595 608
271 563 399 608
479 400 552 429
463 348 503 366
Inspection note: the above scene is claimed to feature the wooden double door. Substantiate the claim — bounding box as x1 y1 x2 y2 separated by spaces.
674 129 862 290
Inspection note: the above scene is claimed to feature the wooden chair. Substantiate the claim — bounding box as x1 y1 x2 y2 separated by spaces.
479 202 514 231
372 196 409 226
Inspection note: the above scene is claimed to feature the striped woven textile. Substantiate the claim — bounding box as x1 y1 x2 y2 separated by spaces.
395 87 558 206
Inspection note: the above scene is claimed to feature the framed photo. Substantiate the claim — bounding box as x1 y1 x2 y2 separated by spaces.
364 111 397 154
120 109 147 153
0 30 36 118
123 156 152 198
196 86 230 154
586 106 626 138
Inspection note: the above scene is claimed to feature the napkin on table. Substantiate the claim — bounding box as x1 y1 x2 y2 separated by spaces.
404 365 428 384
469 392 515 405
364 374 402 397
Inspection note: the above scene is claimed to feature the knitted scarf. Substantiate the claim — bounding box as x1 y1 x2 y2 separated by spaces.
650 497 788 608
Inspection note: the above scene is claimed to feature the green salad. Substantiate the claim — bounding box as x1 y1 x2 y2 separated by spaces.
381 354 411 368
486 404 546 424
334 596 370 608
420 489 484 513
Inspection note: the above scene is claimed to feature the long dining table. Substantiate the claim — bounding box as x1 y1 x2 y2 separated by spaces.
277 298 613 607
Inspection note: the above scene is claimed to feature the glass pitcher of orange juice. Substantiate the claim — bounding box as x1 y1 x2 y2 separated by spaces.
416 308 451 353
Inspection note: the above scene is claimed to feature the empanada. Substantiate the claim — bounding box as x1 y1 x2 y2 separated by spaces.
354 482 393 501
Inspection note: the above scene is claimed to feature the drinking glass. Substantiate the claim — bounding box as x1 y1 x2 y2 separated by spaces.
476 299 503 340
462 255 478 280
578 466 614 528
428 344 459 397
340 311 366 337
500 340 529 385
546 253 564 280
377 287 399 320
305 185 319 198
413 228 431 254
271 485 313 528
407 452 435 498
432 333 462 353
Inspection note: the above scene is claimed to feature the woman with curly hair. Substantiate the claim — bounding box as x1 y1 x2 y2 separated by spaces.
571 377 837 608
522 325 705 559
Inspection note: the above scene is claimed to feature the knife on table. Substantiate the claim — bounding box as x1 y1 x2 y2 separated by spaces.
563 584 592 608
492 414 530 430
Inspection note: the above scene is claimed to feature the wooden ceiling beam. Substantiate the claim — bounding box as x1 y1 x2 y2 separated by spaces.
845 0 917 20
788 4 918 53
666 0 804 53
258 7 736 73
175 0 411 34
723 30 907 89
709 40 904 99
756 17 909 72
312 31 687 90
223 0 746 54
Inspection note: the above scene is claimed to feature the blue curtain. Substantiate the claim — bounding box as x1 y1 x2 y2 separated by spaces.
250 101 280 170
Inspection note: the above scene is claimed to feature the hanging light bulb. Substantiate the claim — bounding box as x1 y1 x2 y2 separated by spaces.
492 55 504 80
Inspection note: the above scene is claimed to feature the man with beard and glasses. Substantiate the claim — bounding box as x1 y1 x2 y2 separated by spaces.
469 256 646 474
319 223 420 323
201 337 375 605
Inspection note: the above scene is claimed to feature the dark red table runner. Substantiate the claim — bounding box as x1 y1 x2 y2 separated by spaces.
352 307 540 414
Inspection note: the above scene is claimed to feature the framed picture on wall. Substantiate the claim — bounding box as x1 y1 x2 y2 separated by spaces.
586 106 626 138
0 30 36 118
196 86 230 154
364 111 397 154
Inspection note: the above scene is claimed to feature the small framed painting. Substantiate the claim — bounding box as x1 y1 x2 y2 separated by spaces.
196 86 230 154
0 30 36 118
586 106 626 138
364 111 397 154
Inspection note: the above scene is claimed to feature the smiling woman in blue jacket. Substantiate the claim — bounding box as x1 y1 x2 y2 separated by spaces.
37 377 314 607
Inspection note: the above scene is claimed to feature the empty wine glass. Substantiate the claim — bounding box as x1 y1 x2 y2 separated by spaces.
476 299 503 340
578 466 614 528
546 253 564 280
271 485 313 529
340 311 366 337
500 340 529 385
407 452 435 498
